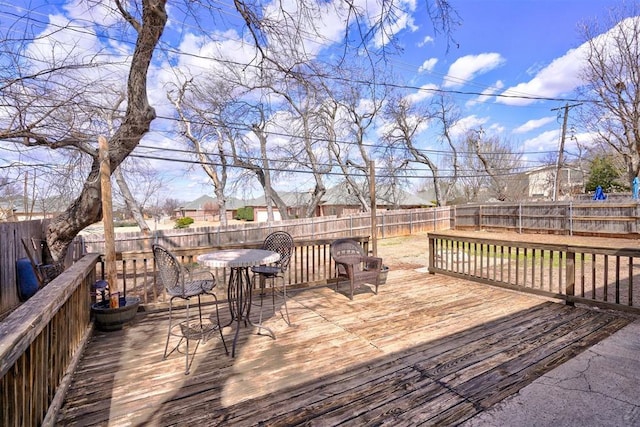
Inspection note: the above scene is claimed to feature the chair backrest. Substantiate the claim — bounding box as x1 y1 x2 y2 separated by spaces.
330 239 364 260
262 231 294 272
152 244 182 293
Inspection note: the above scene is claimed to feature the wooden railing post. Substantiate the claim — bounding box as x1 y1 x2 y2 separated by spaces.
428 235 435 274
565 250 575 306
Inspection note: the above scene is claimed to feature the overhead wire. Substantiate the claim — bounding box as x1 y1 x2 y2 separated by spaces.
0 2 592 185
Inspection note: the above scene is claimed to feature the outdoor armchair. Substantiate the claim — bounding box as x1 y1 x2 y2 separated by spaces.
330 238 382 300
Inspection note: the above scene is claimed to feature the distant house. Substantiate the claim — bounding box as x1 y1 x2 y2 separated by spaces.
320 183 433 217
174 195 245 221
0 196 65 221
245 192 311 221
520 165 585 200
177 184 434 223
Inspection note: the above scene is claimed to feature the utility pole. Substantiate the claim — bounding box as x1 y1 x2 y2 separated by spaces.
551 103 582 201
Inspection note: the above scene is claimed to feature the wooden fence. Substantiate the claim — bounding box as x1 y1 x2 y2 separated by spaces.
453 202 640 237
428 231 640 315
0 254 99 427
80 207 452 253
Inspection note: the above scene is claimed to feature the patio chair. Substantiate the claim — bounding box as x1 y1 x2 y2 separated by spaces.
251 231 294 326
21 237 65 288
152 244 228 374
330 238 382 300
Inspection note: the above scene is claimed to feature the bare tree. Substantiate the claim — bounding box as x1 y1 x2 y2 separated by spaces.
264 71 331 217
0 0 167 260
162 198 182 217
1 0 458 259
169 78 233 226
319 66 388 212
578 4 640 185
464 129 524 201
382 94 459 206
246 107 292 221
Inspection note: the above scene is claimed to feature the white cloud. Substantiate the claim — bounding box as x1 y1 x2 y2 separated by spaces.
418 36 434 47
418 58 438 73
443 53 505 88
522 130 560 152
513 117 556 134
500 17 640 106
465 80 504 107
450 115 489 138
404 83 439 104
498 46 587 106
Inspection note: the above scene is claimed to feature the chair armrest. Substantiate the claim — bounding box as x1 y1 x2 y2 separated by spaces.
184 265 215 282
363 256 382 271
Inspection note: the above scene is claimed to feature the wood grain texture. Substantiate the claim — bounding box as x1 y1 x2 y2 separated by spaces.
56 269 634 426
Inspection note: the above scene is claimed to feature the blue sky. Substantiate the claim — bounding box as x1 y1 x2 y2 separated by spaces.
395 0 622 159
0 0 634 203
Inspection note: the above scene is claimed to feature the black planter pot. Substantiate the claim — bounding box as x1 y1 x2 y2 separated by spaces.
379 266 390 285
91 296 140 331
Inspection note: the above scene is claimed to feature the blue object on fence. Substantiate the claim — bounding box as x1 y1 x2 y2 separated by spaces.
633 177 639 200
593 186 607 200
16 257 39 301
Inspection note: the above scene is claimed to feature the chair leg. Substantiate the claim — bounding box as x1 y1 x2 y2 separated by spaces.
184 298 191 374
252 273 266 327
209 293 228 355
280 277 291 326
163 298 176 360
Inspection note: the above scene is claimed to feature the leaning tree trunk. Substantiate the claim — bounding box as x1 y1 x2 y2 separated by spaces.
46 0 168 261
115 167 151 234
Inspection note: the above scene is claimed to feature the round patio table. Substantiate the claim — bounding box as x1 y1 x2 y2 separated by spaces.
198 249 280 357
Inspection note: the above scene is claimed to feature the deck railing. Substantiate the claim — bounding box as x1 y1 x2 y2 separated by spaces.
94 237 370 306
0 253 100 427
428 232 640 315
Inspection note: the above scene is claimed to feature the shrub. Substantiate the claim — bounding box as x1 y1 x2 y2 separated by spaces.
235 207 254 221
174 216 194 229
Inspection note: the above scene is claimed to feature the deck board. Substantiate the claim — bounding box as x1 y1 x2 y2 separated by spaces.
56 269 634 426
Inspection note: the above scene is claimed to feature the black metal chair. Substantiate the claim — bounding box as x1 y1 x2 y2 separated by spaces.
251 231 294 326
330 238 382 300
152 244 227 374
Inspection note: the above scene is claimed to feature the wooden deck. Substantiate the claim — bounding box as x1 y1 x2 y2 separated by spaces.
57 268 634 426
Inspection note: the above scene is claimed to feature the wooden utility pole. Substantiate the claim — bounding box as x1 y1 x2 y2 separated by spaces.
552 103 582 201
369 160 377 257
98 136 118 293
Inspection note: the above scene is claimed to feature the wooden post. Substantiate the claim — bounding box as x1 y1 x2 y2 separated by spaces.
565 250 575 306
99 136 118 294
369 160 377 257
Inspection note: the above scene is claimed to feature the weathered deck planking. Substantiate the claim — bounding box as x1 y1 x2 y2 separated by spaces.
56 269 634 426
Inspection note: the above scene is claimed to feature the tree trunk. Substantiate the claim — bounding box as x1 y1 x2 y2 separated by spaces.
115 167 151 234
46 0 168 261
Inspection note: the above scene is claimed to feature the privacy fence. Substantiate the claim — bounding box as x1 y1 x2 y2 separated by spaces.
80 207 451 253
453 201 640 238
